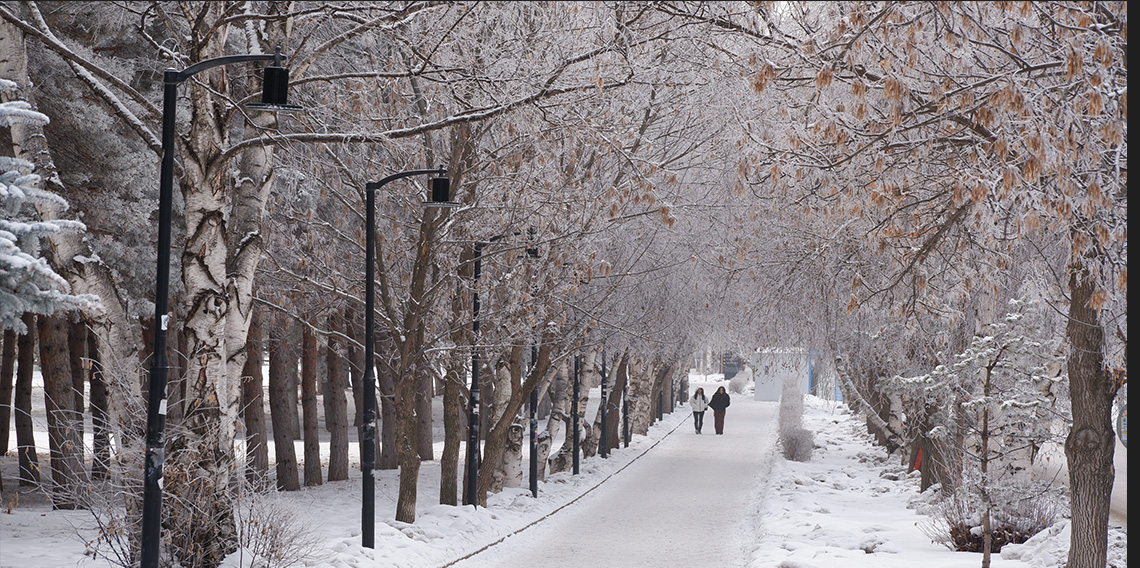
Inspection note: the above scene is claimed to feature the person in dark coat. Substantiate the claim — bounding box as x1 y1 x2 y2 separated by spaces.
708 386 731 435
689 387 709 434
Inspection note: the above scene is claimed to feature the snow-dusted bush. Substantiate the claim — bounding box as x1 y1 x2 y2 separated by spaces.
778 365 813 461
780 426 814 462
728 364 752 394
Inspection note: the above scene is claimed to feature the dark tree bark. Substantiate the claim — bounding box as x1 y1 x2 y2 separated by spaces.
166 318 187 428
323 310 349 482
38 313 83 508
377 346 398 470
88 331 109 480
241 308 269 487
67 318 87 448
416 363 435 461
1064 261 1118 568
268 314 300 491
439 354 464 506
345 306 363 428
1 329 15 455
15 314 39 485
301 325 322 487
439 284 468 506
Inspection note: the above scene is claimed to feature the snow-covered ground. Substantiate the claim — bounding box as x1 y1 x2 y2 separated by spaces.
0 374 1127 567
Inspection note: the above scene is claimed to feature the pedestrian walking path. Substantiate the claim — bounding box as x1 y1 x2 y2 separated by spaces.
450 382 779 568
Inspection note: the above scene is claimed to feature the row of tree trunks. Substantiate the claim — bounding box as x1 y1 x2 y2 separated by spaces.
3 303 667 517
239 305 358 491
0 313 110 490
0 301 402 501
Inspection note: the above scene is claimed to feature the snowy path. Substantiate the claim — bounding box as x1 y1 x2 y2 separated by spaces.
448 386 779 568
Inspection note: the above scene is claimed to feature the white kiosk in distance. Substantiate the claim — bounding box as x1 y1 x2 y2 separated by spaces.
750 348 815 402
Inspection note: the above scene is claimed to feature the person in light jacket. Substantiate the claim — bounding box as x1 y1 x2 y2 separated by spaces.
689 387 709 434
708 386 731 435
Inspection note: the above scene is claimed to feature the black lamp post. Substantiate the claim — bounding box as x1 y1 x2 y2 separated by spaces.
525 228 540 497
465 233 509 508
362 168 453 548
142 47 299 568
529 343 539 497
623 378 630 448
599 349 608 458
572 354 581 475
464 240 487 508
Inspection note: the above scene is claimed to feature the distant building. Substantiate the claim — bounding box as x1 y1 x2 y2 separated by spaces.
721 352 744 380
749 348 829 402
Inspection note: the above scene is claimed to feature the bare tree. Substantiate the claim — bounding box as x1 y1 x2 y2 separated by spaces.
300 325 322 487
323 310 350 482
240 307 269 488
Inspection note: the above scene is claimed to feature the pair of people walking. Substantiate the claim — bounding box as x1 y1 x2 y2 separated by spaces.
689 386 730 434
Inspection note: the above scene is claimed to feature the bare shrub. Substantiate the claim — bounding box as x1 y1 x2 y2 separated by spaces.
780 426 814 462
232 492 322 568
72 418 320 567
917 486 1061 552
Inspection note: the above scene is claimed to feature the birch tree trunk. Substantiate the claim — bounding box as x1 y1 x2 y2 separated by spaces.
541 360 569 476
601 352 629 454
549 356 590 476
488 360 517 493
627 354 655 437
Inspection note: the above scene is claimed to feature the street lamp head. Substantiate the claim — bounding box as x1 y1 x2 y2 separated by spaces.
526 227 539 258
424 174 459 208
246 47 303 112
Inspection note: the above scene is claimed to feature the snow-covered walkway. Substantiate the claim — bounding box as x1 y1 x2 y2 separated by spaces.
448 382 778 568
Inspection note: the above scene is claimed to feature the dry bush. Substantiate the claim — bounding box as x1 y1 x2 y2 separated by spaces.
232 491 322 568
918 486 1061 552
780 426 814 462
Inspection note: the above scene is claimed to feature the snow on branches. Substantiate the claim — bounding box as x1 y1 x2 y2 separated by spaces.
0 80 100 333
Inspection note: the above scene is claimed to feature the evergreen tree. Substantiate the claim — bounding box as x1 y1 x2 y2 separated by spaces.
0 79 98 333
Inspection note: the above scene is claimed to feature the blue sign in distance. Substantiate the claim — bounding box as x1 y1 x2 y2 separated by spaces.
1116 404 1126 448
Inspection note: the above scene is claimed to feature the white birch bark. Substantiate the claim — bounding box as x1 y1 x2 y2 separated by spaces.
627 354 655 437
537 359 568 478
